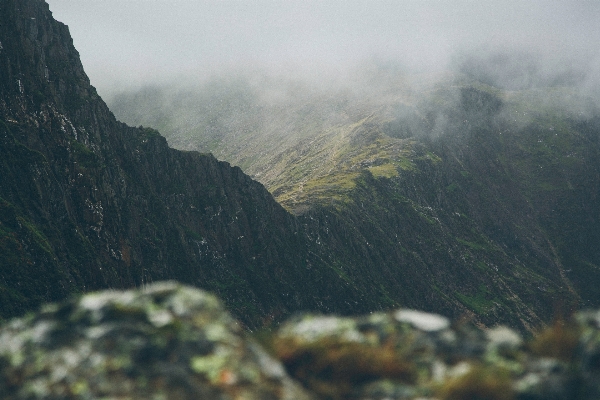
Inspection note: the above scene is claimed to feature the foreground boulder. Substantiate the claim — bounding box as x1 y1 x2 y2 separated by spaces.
1 282 600 399
274 310 600 399
0 282 313 399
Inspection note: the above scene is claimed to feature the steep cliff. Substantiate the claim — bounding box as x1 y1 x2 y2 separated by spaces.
0 0 377 328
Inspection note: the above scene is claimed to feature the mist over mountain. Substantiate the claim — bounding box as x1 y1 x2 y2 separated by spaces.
1 0 395 329
109 51 600 333
44 0 600 101
2 0 600 336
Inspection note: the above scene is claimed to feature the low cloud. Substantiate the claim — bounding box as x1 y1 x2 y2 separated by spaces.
44 0 600 103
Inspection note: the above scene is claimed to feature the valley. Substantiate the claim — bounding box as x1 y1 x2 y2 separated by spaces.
0 0 599 335
111 73 600 332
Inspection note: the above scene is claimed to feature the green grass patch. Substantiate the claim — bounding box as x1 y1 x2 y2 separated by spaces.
368 163 399 179
70 139 101 169
378 284 399 307
138 126 163 140
396 156 416 171
330 262 352 283
456 285 496 315
16 217 54 257
426 151 442 163
457 238 488 251
475 261 488 271
184 227 204 242
446 183 460 192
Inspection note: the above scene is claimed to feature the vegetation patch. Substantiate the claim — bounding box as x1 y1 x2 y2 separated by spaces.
329 262 352 283
456 285 496 315
436 363 514 400
16 216 54 257
457 238 489 252
275 338 416 400
70 139 101 169
138 126 163 140
368 163 399 179
446 182 460 192
529 320 580 362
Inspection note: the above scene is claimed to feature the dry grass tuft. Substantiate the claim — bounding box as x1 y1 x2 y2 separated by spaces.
274 338 415 399
529 319 580 362
437 364 514 400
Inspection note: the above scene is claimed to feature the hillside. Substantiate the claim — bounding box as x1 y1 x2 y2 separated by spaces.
112 70 600 331
2 0 600 334
0 0 382 329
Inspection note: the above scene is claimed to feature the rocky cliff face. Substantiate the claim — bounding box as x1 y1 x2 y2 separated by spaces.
112 71 600 333
0 0 376 328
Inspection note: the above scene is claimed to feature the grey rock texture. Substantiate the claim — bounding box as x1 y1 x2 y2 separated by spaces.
1 282 600 399
0 282 314 400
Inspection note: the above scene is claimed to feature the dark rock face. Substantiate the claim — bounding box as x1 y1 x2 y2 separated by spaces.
2 282 600 400
0 0 371 328
0 282 315 399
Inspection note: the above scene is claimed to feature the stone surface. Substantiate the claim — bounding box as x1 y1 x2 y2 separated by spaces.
0 282 314 400
2 283 600 399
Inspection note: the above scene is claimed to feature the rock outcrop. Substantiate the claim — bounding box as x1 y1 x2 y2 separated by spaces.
0 0 377 328
0 282 314 399
2 282 600 399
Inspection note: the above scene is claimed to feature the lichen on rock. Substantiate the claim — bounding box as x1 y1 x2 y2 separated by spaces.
0 281 313 400
2 283 600 399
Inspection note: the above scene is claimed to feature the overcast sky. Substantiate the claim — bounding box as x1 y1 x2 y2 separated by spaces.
45 0 600 98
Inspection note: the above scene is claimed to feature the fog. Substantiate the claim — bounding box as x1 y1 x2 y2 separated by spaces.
45 0 600 101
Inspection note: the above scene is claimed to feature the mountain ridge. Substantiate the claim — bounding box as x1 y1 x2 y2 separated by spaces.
2 0 600 334
111 69 600 332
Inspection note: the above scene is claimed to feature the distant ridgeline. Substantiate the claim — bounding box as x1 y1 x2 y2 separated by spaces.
2 0 600 334
111 61 600 331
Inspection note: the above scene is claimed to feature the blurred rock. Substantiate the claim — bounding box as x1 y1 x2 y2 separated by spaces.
0 282 314 400
2 283 600 399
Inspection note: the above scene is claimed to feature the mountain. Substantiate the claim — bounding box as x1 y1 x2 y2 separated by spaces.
3 0 600 334
0 0 383 329
111 71 600 331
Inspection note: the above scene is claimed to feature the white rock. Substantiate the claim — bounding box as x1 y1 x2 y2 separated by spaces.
394 309 450 332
